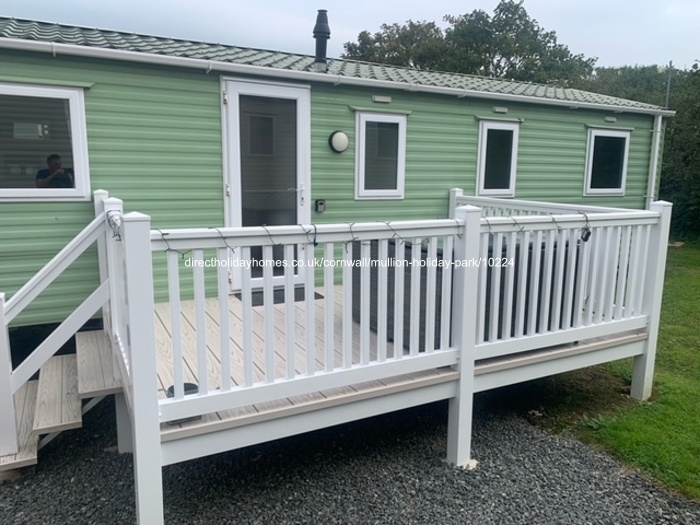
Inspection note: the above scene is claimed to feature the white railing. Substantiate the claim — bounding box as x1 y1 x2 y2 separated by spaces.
473 209 662 359
100 197 133 403
449 188 630 218
0 201 109 456
148 218 467 425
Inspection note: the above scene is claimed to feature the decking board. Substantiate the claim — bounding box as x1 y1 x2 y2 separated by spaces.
33 355 82 434
0 381 39 471
76 331 122 398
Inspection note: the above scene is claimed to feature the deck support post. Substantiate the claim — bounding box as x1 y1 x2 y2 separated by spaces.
0 293 19 456
115 393 133 454
123 212 164 525
631 201 672 401
446 205 481 466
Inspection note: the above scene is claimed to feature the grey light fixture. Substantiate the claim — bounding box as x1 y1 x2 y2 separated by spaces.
329 130 349 153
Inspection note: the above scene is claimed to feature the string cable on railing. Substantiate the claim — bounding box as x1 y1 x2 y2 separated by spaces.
578 211 592 242
214 228 237 255
452 218 463 240
302 223 318 246
153 228 191 258
106 210 122 241
511 217 525 233
550 215 563 233
483 217 494 237
343 222 359 254
260 224 282 248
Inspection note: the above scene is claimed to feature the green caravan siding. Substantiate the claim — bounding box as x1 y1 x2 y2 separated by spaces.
308 83 654 226
0 50 657 326
0 50 225 326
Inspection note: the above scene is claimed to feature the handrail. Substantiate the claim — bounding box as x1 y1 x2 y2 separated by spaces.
4 212 107 324
479 210 660 233
10 281 110 394
456 194 631 215
151 219 464 252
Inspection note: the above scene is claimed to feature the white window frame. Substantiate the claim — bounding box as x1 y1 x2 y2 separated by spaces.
0 83 90 202
477 121 520 197
355 112 406 200
584 128 630 196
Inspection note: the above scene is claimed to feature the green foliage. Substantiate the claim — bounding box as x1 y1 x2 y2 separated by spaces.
441 1 595 83
342 21 445 70
660 67 700 237
342 1 596 84
581 64 700 237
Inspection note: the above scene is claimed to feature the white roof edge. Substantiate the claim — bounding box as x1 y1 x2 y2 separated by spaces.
0 38 676 117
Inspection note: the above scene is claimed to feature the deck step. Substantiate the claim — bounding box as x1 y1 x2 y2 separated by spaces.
76 330 122 399
0 381 39 472
33 355 82 435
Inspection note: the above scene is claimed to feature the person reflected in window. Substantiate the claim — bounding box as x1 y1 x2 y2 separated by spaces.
36 154 74 188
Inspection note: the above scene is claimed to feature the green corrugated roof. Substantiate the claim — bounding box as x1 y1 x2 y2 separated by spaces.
0 16 670 114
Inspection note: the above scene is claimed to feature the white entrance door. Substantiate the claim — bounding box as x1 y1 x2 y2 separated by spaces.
224 79 311 290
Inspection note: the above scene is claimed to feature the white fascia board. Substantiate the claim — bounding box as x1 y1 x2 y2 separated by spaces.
0 37 677 118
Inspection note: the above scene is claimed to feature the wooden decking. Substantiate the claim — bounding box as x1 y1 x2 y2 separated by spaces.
152 285 649 443
154 285 458 441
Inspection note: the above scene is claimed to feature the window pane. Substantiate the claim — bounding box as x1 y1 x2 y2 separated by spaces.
248 115 274 155
591 136 625 189
483 129 513 190
364 121 398 190
0 94 74 189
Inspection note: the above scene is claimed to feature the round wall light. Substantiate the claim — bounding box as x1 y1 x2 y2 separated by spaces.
328 130 349 153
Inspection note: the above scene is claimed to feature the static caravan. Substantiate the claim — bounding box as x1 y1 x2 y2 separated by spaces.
0 13 673 525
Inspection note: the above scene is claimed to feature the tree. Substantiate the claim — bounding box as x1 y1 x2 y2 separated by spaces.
342 20 445 70
342 1 596 84
441 1 595 83
659 65 700 236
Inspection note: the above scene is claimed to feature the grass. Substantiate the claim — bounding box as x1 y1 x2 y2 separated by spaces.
482 242 700 501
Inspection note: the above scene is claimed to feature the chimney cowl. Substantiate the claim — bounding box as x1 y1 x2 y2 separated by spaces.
313 9 330 72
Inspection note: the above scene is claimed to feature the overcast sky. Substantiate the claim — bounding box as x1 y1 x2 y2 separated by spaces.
1 0 698 69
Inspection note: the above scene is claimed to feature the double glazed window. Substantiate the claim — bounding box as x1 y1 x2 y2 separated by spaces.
477 121 519 197
356 113 406 199
0 83 90 201
585 129 630 195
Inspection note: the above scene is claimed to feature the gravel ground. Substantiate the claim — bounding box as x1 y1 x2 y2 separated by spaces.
1 396 698 525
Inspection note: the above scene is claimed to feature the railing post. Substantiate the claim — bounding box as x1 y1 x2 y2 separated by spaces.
446 205 481 467
122 212 163 525
448 188 464 219
631 201 672 401
93 190 110 333
0 293 19 456
103 197 123 342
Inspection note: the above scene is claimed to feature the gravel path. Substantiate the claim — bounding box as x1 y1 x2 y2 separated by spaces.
1 396 698 525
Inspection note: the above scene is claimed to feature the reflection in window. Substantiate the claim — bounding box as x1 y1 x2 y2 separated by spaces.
0 94 74 189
